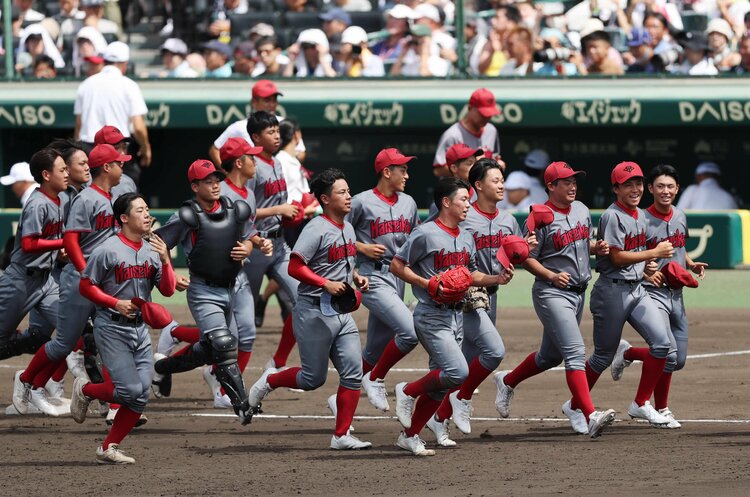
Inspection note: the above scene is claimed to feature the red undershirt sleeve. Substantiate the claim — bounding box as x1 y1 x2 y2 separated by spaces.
21 235 64 253
79 278 118 309
158 262 176 297
64 232 86 271
288 253 327 288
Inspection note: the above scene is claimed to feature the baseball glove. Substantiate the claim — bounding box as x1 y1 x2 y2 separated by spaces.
428 266 473 304
463 286 489 312
131 297 173 329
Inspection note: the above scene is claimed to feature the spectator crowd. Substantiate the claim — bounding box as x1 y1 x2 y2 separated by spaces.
0 0 749 78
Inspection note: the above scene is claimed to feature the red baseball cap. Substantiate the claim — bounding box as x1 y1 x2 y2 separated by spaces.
526 204 555 233
94 125 130 146
502 235 529 264
661 261 699 289
188 159 225 182
469 88 500 118
89 144 131 169
544 161 586 185
219 137 264 163
252 79 283 99
374 148 415 174
84 55 104 64
445 143 482 166
611 161 644 186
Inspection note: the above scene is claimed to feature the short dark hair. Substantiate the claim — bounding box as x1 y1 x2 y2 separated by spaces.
279 118 299 150
255 36 278 49
33 55 55 69
498 5 521 24
468 158 503 187
433 177 471 212
29 147 62 183
644 12 668 28
310 168 346 203
583 30 611 46
48 138 86 166
113 192 146 226
648 164 680 185
246 110 279 137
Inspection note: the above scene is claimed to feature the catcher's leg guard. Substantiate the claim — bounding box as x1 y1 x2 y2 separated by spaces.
206 329 253 425
154 341 210 374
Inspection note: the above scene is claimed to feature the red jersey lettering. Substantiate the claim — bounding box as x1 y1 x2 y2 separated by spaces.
434 249 470 271
327 241 357 263
552 222 590 251
95 212 114 231
41 220 64 238
115 261 157 284
648 229 687 249
264 178 287 198
370 216 413 239
473 232 503 251
624 231 647 251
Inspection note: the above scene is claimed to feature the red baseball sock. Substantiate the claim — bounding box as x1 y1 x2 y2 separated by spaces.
434 388 458 421
110 403 121 410
102 406 141 448
51 360 67 382
504 352 544 388
362 359 374 376
20 346 52 384
566 369 595 420
74 337 84 351
171 326 200 343
634 354 668 406
218 351 252 397
32 360 60 389
404 395 442 438
83 381 115 403
403 370 442 398
272 315 296 368
369 339 408 381
457 358 493 400
570 362 601 410
334 386 360 437
654 372 672 410
624 347 648 362
267 367 301 390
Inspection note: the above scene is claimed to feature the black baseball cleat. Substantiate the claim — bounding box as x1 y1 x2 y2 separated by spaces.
236 402 254 426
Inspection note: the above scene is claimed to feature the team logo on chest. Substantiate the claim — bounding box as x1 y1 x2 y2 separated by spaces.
328 240 357 263
264 178 287 198
41 219 64 238
434 249 470 271
624 231 647 250
473 232 503 250
95 211 114 231
115 260 157 283
649 229 686 249
552 222 590 250
370 216 412 239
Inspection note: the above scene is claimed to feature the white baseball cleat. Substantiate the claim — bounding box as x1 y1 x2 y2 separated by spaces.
396 432 435 456
202 365 221 398
70 377 92 423
426 415 457 447
611 340 632 381
362 372 389 412
65 351 89 381
448 391 473 434
12 370 31 415
588 409 617 438
5 403 42 415
156 320 179 356
493 371 514 418
394 382 415 429
562 400 589 435
96 443 135 465
247 367 277 408
330 434 372 450
657 408 682 429
45 378 65 399
29 388 68 416
213 392 233 409
326 394 354 433
627 401 670 426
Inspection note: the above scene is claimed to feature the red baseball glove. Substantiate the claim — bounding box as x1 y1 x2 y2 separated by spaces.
428 266 473 304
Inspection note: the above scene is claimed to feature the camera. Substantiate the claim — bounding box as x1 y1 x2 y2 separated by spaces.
651 47 682 69
533 47 572 63
351 45 362 55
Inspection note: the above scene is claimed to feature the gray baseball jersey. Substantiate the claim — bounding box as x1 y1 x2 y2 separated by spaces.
643 205 688 273
10 189 66 270
462 202 521 275
347 188 419 265
110 173 137 200
595 202 648 280
251 155 288 234
291 215 357 298
529 201 593 287
64 184 116 259
395 220 477 305
433 122 499 166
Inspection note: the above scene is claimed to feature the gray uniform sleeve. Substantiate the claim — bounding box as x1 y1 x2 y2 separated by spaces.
291 226 322 263
82 246 111 285
19 198 47 237
346 196 362 229
395 228 426 266
155 212 190 250
65 195 94 232
598 210 624 249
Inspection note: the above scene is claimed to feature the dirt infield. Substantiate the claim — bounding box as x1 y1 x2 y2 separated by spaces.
1 306 748 497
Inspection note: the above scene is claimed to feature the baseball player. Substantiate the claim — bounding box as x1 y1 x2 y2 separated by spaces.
4 149 68 415
426 158 518 443
153 159 256 424
577 161 674 426
432 88 504 178
426 143 482 222
338 148 420 412
246 168 372 450
93 125 138 199
70 192 175 464
390 177 509 456
610 164 707 429
243 111 301 371
13 144 126 415
494 161 617 437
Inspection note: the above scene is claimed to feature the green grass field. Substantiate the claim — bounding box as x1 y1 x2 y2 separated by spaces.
154 269 749 309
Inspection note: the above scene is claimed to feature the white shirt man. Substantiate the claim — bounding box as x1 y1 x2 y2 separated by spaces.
676 162 739 210
1 162 38 207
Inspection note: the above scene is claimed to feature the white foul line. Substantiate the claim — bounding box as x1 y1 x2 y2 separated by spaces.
190 413 750 424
